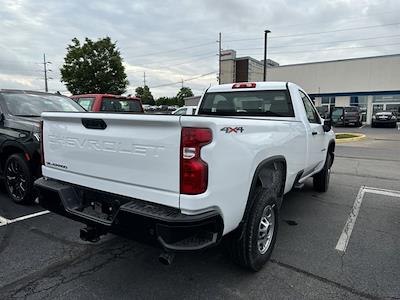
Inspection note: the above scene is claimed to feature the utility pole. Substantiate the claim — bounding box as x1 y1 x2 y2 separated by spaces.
263 30 271 81
143 72 146 87
42 53 52 92
181 78 184 89
218 32 222 84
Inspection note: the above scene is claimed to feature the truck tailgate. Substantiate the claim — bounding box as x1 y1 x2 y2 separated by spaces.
41 112 181 208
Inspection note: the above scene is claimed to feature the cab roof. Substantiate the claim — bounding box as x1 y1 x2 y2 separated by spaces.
71 93 140 100
207 81 289 93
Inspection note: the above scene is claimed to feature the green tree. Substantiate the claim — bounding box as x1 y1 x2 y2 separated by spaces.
60 37 128 95
176 87 194 106
135 85 155 105
156 97 168 105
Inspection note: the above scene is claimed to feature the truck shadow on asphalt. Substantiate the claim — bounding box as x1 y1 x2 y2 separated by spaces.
1 182 377 299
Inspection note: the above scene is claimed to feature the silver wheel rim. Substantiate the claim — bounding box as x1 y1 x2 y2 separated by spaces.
257 205 275 255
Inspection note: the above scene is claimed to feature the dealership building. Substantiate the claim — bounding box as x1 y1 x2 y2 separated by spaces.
218 51 400 124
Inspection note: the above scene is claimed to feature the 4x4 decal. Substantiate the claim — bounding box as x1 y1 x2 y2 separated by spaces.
221 127 244 133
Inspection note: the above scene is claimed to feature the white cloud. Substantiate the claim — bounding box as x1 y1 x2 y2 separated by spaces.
0 0 399 97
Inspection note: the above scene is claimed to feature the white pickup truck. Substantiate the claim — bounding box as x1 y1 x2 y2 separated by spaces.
35 82 335 271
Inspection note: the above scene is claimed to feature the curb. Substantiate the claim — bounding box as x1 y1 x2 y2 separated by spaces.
335 133 366 144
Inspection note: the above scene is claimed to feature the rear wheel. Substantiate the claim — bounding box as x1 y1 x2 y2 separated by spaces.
4 154 35 204
313 153 332 193
226 185 279 271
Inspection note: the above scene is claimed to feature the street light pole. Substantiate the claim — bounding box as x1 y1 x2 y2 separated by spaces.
263 30 271 81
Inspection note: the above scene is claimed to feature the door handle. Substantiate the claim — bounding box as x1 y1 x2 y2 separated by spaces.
312 131 318 135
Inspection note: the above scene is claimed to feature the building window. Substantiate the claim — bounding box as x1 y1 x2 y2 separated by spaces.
373 94 400 103
322 96 335 105
350 96 359 106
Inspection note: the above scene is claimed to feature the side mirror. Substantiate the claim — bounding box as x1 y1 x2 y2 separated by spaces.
323 118 332 132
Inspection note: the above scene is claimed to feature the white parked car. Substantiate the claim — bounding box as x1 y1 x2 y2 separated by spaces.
35 82 335 271
171 106 197 115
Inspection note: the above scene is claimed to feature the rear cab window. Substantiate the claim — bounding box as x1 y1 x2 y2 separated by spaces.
198 90 294 117
101 97 142 113
77 97 95 111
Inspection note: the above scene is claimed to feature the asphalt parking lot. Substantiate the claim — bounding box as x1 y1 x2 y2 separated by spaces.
0 125 399 300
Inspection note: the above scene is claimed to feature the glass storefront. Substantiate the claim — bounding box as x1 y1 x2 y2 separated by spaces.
350 96 368 122
372 94 400 118
314 93 400 123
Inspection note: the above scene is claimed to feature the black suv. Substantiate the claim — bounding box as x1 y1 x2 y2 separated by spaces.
331 106 362 127
0 90 84 204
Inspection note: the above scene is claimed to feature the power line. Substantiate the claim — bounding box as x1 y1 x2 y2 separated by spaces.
224 22 400 43
149 72 216 88
242 42 400 57
131 51 216 67
126 41 216 58
233 34 400 51
126 53 216 72
222 10 398 38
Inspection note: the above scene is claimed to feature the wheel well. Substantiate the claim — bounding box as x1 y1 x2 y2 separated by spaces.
328 141 335 166
254 160 286 198
246 157 287 216
328 141 335 154
0 146 24 172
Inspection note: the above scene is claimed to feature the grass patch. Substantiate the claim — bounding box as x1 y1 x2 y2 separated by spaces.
335 133 359 139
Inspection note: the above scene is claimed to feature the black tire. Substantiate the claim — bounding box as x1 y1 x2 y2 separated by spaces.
4 153 35 204
391 123 397 128
226 186 279 271
371 122 375 128
313 153 332 193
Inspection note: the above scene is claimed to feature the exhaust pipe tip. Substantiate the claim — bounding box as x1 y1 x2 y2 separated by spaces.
159 251 175 265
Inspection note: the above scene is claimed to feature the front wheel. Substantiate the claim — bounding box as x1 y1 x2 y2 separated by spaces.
313 153 332 193
4 153 35 204
226 186 279 271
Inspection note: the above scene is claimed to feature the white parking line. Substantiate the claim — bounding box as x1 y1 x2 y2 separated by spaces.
364 186 400 198
0 210 50 227
335 186 366 252
0 215 8 226
335 186 400 252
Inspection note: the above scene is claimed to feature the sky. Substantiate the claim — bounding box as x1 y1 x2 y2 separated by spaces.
0 0 399 98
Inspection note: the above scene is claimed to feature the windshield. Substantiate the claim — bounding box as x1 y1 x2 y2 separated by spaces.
198 90 294 117
3 93 84 116
101 98 143 112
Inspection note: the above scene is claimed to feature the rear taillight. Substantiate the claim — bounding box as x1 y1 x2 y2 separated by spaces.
39 121 44 165
232 82 256 89
180 127 212 195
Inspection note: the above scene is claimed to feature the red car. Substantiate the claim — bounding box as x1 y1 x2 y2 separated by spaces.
71 94 144 113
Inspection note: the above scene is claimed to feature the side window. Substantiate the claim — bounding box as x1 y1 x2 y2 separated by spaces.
300 91 320 124
174 108 187 115
77 98 94 111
